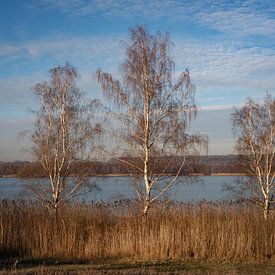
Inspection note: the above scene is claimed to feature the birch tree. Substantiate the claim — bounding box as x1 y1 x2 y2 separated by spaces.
96 26 207 217
29 63 101 216
232 94 275 219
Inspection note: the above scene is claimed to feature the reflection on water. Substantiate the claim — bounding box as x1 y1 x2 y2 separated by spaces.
0 176 242 202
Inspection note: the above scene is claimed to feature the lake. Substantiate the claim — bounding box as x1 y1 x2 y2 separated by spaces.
0 176 242 202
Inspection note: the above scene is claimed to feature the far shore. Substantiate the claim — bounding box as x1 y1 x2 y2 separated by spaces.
0 173 247 178
210 172 247 176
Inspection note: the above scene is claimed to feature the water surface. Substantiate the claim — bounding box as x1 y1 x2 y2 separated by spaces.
0 176 241 202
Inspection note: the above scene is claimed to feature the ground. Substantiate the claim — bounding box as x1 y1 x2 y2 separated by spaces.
1 259 275 274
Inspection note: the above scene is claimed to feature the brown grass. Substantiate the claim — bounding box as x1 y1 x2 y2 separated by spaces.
0 200 274 263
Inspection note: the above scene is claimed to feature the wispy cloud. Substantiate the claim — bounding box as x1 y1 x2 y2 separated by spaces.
26 0 275 38
0 34 124 68
0 44 23 59
26 0 191 17
200 105 234 111
174 40 275 91
198 8 275 36
0 70 102 111
1 33 275 109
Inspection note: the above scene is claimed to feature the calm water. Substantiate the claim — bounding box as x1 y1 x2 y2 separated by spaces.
0 176 241 202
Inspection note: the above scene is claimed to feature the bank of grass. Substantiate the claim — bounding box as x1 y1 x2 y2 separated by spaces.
2 259 275 274
0 200 274 271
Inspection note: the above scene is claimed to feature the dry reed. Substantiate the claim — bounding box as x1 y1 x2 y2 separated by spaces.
0 200 274 262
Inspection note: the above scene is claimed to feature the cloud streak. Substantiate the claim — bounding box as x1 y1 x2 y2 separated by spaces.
199 8 275 37
0 34 124 67
200 105 235 111
1 33 275 109
174 39 275 91
26 0 275 38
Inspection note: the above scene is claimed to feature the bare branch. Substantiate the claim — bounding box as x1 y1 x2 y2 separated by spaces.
96 26 208 217
26 63 101 216
232 93 275 219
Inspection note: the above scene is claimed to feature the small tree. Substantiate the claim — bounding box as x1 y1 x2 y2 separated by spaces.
29 63 101 216
96 26 207 217
232 94 275 219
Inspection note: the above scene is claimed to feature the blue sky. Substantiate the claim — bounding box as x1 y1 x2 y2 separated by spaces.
0 0 275 161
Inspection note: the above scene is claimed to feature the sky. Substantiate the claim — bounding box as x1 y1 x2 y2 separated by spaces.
0 0 275 161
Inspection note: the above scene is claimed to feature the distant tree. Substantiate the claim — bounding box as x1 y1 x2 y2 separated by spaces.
28 63 101 217
232 94 275 219
96 26 207 218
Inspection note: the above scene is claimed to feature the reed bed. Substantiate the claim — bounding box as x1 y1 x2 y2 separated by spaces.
0 200 274 262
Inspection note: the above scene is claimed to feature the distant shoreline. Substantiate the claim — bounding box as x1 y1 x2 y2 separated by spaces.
0 173 247 178
210 173 246 176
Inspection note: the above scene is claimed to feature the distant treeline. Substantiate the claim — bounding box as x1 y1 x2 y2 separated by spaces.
0 155 245 178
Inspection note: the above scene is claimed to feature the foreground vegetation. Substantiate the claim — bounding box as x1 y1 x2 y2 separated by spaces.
2 259 275 274
0 200 274 271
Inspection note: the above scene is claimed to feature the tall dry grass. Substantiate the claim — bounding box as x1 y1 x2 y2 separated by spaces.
0 200 274 262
